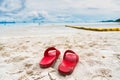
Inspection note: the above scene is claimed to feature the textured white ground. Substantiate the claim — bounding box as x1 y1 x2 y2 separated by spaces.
0 25 120 80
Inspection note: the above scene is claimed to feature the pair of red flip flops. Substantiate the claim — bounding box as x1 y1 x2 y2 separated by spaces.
39 47 79 75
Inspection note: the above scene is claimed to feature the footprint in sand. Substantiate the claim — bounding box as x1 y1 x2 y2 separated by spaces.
0 52 10 57
92 68 112 80
92 75 109 80
18 75 27 80
5 56 29 63
26 69 33 76
114 54 120 60
24 63 33 68
0 43 5 51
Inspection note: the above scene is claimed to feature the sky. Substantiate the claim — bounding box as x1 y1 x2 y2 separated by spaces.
0 0 120 22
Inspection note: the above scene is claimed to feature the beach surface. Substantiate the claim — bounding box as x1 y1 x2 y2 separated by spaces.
0 25 120 80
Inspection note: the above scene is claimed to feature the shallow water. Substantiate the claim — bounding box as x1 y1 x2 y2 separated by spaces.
0 22 120 28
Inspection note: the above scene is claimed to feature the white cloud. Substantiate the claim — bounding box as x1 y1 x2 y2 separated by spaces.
0 0 120 22
0 0 25 12
22 0 120 18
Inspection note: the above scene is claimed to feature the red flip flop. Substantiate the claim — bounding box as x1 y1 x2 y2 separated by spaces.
58 50 79 75
39 47 60 68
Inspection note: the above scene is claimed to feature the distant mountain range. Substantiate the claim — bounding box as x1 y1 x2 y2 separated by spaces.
101 18 120 22
115 18 120 22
